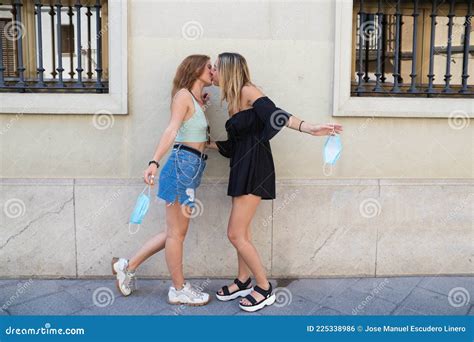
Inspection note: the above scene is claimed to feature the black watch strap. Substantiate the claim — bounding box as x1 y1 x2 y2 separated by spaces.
148 160 160 168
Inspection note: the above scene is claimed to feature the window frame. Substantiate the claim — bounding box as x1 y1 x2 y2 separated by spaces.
0 0 127 115
333 0 473 118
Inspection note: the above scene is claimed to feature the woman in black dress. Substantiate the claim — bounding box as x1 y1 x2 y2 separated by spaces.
208 52 343 312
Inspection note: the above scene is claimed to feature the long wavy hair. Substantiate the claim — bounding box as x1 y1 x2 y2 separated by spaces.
217 52 253 114
171 54 210 101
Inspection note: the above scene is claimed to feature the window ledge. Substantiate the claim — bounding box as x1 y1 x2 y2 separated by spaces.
0 0 128 115
334 96 474 118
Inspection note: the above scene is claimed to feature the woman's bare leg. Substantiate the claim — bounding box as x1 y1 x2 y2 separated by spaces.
165 202 191 289
226 194 270 304
217 198 252 295
236 228 252 279
127 231 167 271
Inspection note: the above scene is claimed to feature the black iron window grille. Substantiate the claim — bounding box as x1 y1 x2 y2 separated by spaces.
0 0 108 93
353 0 473 97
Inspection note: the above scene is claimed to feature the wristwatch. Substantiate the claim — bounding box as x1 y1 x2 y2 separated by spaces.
148 160 160 168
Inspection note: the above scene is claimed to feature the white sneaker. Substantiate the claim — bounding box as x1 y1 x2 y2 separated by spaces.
111 257 136 296
168 281 210 306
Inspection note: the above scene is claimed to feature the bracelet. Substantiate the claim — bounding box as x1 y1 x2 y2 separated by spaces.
148 160 160 168
298 120 305 132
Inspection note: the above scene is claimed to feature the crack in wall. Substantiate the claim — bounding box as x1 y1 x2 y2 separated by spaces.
310 227 340 262
1 197 74 250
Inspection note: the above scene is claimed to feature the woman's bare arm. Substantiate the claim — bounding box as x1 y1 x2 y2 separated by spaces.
287 116 343 136
206 141 218 150
242 85 343 136
150 90 191 163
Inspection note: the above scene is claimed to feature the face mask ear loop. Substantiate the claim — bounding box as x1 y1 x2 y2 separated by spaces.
128 222 140 235
153 181 159 203
323 162 333 177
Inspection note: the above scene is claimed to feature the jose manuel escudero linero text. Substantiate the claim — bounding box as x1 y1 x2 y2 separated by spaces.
364 325 467 333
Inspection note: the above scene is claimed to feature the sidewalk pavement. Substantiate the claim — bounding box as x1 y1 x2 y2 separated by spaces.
0 276 472 316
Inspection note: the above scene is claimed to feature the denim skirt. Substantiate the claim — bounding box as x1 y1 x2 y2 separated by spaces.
157 144 207 208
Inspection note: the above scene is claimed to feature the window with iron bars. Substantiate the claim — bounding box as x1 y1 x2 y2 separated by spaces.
0 0 108 93
352 0 473 97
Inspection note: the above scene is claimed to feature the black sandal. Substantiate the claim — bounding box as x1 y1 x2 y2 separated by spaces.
216 277 253 301
239 282 276 312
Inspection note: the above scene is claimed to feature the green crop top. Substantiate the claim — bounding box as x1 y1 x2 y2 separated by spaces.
175 93 209 143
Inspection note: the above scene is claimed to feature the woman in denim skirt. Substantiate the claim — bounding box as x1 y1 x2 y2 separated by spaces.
112 55 213 306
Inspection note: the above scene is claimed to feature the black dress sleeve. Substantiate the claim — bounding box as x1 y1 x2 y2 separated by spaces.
215 139 234 158
252 96 292 141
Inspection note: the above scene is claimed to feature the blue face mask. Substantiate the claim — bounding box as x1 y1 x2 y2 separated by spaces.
323 134 342 165
129 185 151 225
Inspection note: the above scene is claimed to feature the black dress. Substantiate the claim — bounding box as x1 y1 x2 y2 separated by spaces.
216 96 292 200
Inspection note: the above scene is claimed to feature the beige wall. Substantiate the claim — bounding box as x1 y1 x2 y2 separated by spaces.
0 1 472 279
0 0 472 179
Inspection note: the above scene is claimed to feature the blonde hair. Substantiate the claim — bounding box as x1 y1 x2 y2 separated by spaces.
171 54 210 100
217 52 253 114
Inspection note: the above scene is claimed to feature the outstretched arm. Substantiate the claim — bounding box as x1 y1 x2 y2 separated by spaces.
286 116 344 136
242 85 343 138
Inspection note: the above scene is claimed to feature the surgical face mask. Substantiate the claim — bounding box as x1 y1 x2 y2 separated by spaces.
323 134 342 165
129 185 151 225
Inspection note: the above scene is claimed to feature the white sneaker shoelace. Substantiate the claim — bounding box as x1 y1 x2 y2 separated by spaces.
189 283 205 298
124 270 137 290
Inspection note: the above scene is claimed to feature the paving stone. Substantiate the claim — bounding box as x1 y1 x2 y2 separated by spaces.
349 276 420 304
282 278 361 305
233 311 262 316
309 306 344 315
0 279 87 309
1 277 472 316
7 291 83 315
417 276 474 304
317 287 398 315
392 287 470 315
262 295 321 316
